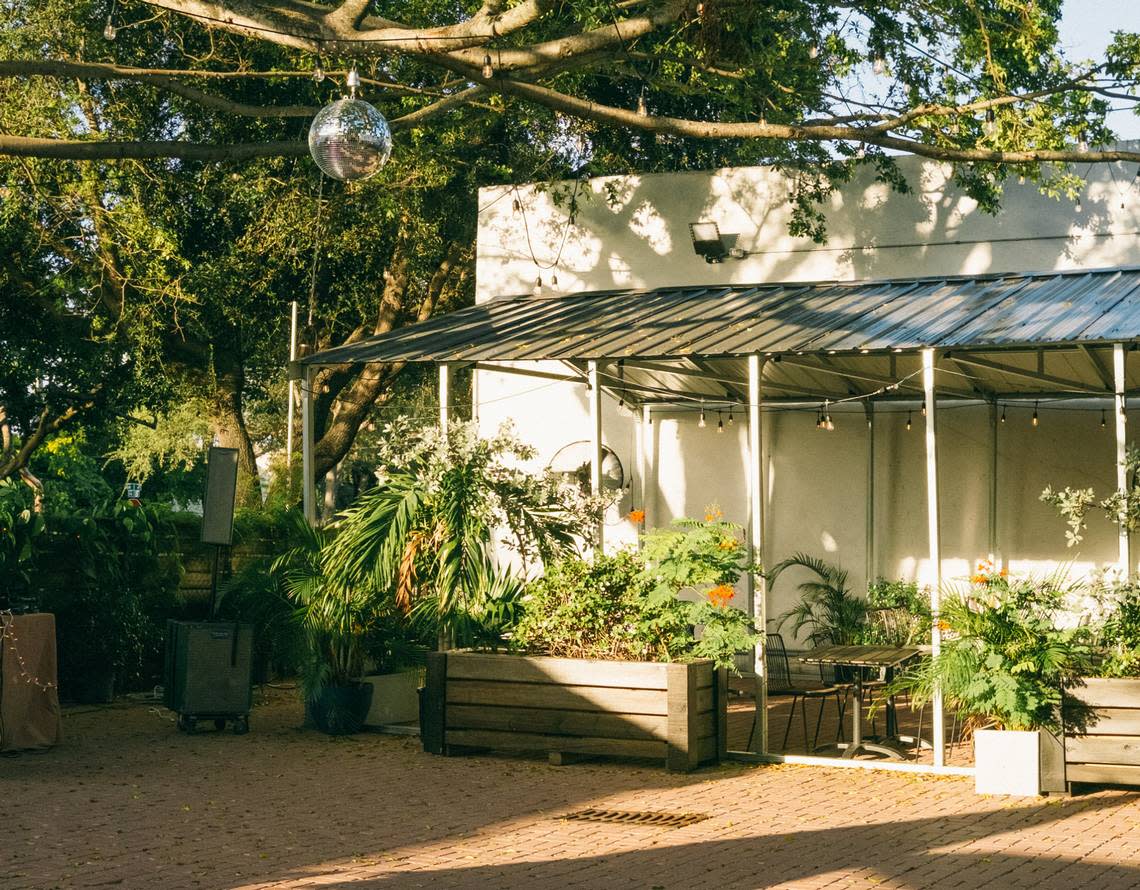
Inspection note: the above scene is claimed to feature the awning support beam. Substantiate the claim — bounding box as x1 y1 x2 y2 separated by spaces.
588 359 604 552
747 354 768 755
949 353 1102 394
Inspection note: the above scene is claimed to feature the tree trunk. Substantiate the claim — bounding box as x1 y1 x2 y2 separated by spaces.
209 380 261 510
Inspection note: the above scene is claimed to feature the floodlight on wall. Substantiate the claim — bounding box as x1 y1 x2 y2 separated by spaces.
689 221 728 263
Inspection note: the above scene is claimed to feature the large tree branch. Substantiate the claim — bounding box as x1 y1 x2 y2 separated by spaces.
0 60 318 117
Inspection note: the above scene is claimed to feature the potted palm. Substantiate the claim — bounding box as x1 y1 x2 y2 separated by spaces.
887 566 1091 796
277 516 377 735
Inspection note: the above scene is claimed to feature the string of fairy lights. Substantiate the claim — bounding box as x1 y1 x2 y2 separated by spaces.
0 613 57 693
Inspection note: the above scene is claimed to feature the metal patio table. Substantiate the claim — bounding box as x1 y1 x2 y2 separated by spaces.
798 645 921 760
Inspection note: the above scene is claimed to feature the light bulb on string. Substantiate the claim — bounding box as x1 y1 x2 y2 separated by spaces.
636 87 648 117
872 57 886 76
727 409 734 426
982 108 997 139
717 412 724 433
534 276 543 293
346 65 361 97
103 15 117 40
1102 409 1107 429
1079 131 1090 153
1032 401 1039 427
482 55 494 79
826 413 834 431
551 271 558 287
816 411 822 430
698 404 707 428
921 400 927 417
1000 404 1006 424
906 411 912 431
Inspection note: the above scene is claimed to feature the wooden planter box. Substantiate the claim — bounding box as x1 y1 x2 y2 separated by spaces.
1064 677 1140 788
421 651 727 772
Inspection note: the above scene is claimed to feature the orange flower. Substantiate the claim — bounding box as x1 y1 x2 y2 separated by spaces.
707 584 735 608
628 509 646 523
704 505 724 523
717 538 737 550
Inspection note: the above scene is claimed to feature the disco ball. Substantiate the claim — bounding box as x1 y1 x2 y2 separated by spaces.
308 98 392 181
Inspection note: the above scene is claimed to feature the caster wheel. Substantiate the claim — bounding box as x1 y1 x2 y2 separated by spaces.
214 718 227 731
232 717 249 735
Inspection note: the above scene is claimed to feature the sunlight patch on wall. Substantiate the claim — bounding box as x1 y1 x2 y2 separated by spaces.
628 200 673 256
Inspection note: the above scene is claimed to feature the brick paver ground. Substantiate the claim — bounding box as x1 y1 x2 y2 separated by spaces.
3 690 1140 890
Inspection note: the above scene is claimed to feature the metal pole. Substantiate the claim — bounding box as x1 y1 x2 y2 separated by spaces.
285 300 299 487
748 354 767 753
1115 343 1130 577
922 348 945 768
865 402 875 587
588 360 604 552
301 365 317 525
439 363 451 440
636 404 648 531
988 400 999 566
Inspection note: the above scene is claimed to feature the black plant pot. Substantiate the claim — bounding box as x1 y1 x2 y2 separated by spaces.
69 668 115 705
306 682 373 735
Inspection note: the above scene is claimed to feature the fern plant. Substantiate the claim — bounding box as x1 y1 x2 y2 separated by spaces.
770 553 867 646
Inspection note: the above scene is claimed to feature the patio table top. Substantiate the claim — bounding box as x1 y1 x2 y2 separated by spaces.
798 644 922 669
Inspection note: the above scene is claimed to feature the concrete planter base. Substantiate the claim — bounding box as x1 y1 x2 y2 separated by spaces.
975 728 1065 796
363 669 425 727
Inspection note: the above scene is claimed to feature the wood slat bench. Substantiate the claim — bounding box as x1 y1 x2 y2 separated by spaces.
1064 677 1140 788
421 651 727 772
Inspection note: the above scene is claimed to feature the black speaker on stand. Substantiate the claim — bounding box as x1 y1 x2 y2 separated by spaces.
164 446 253 734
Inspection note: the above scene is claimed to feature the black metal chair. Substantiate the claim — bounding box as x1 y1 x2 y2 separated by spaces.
748 633 849 753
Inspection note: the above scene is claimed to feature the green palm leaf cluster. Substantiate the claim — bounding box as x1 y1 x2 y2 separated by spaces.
770 553 867 646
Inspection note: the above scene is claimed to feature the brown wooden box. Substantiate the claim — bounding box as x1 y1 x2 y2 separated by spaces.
421 651 727 772
1064 677 1140 788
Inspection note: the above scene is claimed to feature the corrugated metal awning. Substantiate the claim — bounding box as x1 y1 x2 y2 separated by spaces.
301 267 1140 367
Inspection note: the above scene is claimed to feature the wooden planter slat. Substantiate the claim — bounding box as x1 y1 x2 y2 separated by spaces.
446 728 666 759
446 653 670 689
1065 735 1140 763
446 704 669 740
1067 762 1140 785
1064 678 1140 789
446 680 669 715
423 651 725 772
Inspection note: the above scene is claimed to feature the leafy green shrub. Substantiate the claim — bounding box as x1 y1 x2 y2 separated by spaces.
886 570 1092 733
0 480 44 611
864 578 932 645
514 514 758 671
1095 582 1140 677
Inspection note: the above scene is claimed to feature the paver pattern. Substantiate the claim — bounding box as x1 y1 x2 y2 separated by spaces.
3 690 1140 890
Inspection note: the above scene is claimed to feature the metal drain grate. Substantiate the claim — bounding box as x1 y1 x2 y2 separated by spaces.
561 808 710 828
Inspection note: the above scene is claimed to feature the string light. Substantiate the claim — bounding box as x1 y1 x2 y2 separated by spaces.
872 57 886 75
727 409 734 426
698 403 707 428
1032 401 1039 427
1102 409 1107 429
1001 404 1006 424
534 276 543 293
482 54 494 79
717 412 725 433
103 15 117 40
906 411 912 431
0 614 57 692
921 399 927 417
816 410 822 430
636 87 648 117
346 65 361 97
312 59 325 82
983 108 997 139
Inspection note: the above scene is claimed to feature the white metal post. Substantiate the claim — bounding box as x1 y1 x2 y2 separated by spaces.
922 348 945 768
439 363 451 440
747 354 767 753
636 404 648 530
301 365 317 525
588 360 604 551
865 402 875 586
1115 343 1130 577
285 300 299 481
988 400 999 566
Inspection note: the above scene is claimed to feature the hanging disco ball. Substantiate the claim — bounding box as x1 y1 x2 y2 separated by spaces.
308 98 392 181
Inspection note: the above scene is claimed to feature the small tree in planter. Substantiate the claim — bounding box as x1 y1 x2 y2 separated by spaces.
886 565 1092 796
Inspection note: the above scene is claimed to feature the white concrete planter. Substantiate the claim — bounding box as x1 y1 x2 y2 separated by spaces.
974 728 1066 796
363 668 424 727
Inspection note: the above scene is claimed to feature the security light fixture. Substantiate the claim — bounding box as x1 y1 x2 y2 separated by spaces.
689 221 728 263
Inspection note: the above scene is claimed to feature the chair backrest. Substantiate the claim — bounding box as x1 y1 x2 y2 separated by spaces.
765 632 793 691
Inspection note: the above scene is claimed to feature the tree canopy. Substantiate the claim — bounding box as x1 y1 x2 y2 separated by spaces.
2 0 1139 498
